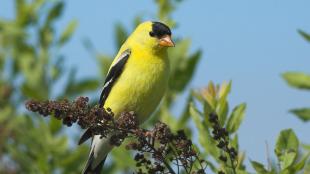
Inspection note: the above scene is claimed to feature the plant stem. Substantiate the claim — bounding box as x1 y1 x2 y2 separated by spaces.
145 140 176 174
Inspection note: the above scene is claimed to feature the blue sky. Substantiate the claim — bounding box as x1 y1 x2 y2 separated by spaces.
2 0 310 169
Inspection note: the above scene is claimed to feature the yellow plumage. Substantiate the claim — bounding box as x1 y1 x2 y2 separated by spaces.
82 21 174 174
104 22 170 122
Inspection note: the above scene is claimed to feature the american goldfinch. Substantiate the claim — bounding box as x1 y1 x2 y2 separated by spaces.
80 21 174 174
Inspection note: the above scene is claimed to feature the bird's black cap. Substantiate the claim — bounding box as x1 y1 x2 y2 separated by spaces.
149 21 172 38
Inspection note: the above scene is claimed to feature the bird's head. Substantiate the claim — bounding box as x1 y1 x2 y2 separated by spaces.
129 21 174 51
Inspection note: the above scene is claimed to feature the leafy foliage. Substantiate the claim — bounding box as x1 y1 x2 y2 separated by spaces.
275 129 299 170
289 108 310 122
1 0 309 173
249 129 309 174
282 72 310 90
298 29 310 43
190 82 248 174
280 29 310 174
0 0 202 173
0 0 90 173
282 72 310 123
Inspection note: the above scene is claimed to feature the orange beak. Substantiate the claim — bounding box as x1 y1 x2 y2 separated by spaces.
159 35 175 47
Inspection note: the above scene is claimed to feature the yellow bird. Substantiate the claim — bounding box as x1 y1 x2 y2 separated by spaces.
80 21 174 174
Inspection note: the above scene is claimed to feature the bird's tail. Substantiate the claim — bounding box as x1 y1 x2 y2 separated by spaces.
82 150 107 174
81 135 113 174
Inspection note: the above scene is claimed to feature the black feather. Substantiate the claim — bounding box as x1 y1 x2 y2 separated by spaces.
78 128 93 145
99 49 131 107
150 21 171 38
82 150 107 174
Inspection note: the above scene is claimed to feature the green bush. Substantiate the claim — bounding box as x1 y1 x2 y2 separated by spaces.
0 0 309 173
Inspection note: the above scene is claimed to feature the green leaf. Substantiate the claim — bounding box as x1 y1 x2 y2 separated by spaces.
190 103 220 160
281 151 297 170
66 79 99 96
235 169 250 174
50 56 64 81
133 15 143 27
96 54 113 76
60 146 88 173
250 160 269 173
16 0 34 26
19 53 37 86
0 106 13 122
82 37 96 55
302 144 310 151
21 83 47 100
169 49 201 92
216 81 231 125
226 103 246 133
292 152 310 171
191 89 205 104
305 163 310 174
176 94 193 128
168 39 190 71
111 145 135 169
219 81 232 101
202 82 217 111
0 51 5 70
58 20 78 46
217 102 229 126
282 72 310 90
156 0 175 21
237 152 247 170
290 108 310 122
298 29 310 43
39 25 54 48
159 103 178 130
114 23 128 49
49 117 62 135
275 129 299 169
231 134 239 150
275 129 299 154
189 103 204 129
46 2 64 24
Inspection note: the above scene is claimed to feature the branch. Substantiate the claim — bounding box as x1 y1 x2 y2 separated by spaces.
25 97 207 174
209 112 238 174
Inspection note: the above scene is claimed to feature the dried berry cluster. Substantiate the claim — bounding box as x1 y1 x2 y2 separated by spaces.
209 113 238 174
25 97 112 128
25 97 137 145
126 123 206 174
25 97 206 174
108 111 139 146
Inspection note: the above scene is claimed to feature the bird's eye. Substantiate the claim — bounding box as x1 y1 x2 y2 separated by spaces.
149 31 155 37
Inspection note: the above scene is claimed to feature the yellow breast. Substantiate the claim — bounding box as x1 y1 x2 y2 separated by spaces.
104 47 169 123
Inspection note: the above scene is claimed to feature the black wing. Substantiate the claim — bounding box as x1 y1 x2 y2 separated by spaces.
99 49 131 107
78 49 131 145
